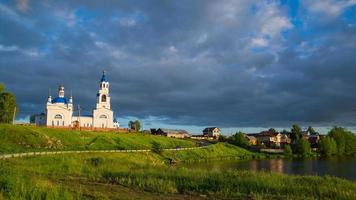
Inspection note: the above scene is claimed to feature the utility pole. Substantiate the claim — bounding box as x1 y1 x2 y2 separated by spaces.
78 104 81 131
12 106 16 124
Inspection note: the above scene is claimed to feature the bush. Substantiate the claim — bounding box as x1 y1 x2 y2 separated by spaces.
151 141 163 154
228 132 249 148
89 157 104 167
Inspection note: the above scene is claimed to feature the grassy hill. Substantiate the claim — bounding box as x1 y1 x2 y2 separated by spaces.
0 124 196 153
0 124 355 199
0 150 355 199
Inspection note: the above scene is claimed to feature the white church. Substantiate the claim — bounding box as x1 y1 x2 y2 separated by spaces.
34 71 120 129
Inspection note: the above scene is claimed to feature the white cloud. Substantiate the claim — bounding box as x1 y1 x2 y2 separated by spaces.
250 37 268 48
119 18 136 27
168 46 178 53
304 0 356 17
0 44 19 52
256 2 293 37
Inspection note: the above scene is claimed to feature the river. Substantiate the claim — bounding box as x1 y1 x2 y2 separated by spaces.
183 157 356 181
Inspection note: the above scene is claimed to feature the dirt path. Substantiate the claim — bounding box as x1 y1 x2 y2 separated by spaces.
0 146 207 159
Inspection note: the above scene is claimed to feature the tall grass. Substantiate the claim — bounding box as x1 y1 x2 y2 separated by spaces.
0 144 355 199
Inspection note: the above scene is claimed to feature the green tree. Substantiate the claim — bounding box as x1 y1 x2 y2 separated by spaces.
268 128 277 133
319 136 337 157
294 138 311 156
128 120 141 132
134 120 141 132
291 124 302 142
328 126 356 155
307 126 317 135
0 83 4 93
284 145 293 157
0 84 17 124
229 132 249 148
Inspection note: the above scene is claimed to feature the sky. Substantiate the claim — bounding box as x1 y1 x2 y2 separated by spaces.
1 0 356 134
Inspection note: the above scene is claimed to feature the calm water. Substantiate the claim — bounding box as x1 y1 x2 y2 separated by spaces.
183 157 356 181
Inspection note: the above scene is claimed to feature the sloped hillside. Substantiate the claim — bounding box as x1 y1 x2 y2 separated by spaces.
0 124 196 153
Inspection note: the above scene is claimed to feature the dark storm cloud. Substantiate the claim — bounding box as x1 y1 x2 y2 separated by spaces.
1 0 356 128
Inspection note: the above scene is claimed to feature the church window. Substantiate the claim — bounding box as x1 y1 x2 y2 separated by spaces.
57 121 59 126
101 95 106 102
99 115 107 119
54 114 62 119
102 123 104 128
62 121 64 126
52 121 54 126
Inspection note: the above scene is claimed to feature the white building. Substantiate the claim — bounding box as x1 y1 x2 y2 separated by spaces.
35 71 119 129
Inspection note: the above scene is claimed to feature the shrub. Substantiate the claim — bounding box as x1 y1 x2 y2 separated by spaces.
151 141 163 154
228 132 249 148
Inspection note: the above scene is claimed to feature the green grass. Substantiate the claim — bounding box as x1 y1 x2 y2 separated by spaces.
0 146 355 199
162 143 261 162
0 124 196 153
0 124 355 199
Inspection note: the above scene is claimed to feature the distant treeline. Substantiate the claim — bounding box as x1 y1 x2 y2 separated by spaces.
223 124 356 157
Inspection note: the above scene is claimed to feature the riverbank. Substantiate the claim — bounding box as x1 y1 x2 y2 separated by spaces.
0 149 355 199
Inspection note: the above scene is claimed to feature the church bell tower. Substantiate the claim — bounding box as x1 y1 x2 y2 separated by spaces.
93 70 114 128
96 70 111 109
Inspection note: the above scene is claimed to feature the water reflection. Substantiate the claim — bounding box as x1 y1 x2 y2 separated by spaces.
182 157 356 181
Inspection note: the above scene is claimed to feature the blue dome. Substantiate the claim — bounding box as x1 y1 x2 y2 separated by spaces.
52 97 68 104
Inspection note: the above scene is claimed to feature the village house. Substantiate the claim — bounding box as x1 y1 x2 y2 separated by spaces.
247 130 290 148
202 127 221 139
245 135 257 145
151 128 191 139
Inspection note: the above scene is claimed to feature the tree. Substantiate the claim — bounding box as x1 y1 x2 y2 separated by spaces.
0 83 4 93
284 145 293 157
0 84 17 124
307 126 317 135
291 124 302 142
294 138 311 156
229 132 249 148
319 137 337 157
268 128 277 133
328 126 356 155
134 120 141 132
128 120 141 132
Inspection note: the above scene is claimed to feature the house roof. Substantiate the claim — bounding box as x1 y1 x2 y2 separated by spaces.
203 127 220 132
159 128 190 135
245 135 256 140
247 131 280 137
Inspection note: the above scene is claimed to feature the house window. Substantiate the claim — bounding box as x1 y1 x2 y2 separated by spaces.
57 121 59 126
102 123 104 128
52 121 54 126
62 121 64 126
99 115 107 119
54 114 62 119
101 95 106 102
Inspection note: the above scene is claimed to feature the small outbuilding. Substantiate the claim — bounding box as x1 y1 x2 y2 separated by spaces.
153 128 191 138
